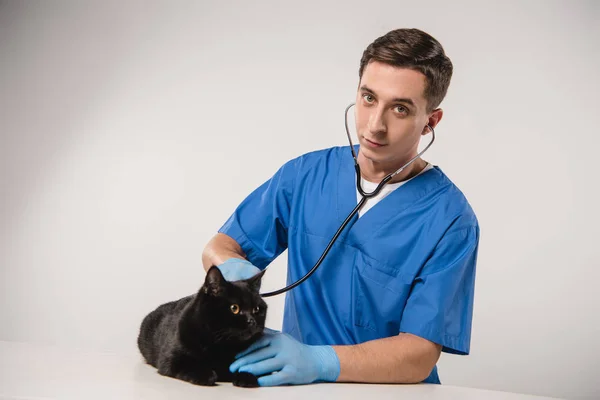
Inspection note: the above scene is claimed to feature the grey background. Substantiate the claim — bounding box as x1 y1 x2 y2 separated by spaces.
1 1 598 399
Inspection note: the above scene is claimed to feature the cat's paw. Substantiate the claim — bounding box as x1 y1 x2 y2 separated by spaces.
232 371 259 388
173 369 218 386
197 369 219 386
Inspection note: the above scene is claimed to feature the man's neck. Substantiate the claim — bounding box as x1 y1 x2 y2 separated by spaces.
358 153 427 185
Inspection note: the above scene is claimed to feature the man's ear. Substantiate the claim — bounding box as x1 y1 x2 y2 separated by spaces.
423 108 443 135
245 268 266 293
202 266 225 295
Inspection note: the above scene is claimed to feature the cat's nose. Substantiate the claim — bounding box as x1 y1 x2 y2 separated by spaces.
247 316 256 326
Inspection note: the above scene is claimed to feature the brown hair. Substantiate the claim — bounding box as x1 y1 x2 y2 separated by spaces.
359 28 453 113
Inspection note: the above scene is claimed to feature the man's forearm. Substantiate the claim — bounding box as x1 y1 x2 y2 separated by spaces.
332 333 442 383
201 233 247 272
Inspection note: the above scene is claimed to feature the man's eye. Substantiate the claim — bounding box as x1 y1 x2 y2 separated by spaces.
363 94 374 103
395 105 407 114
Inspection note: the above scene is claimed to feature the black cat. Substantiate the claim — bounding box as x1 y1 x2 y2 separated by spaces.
137 265 268 387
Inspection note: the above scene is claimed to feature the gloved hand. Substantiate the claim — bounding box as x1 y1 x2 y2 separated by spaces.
229 329 340 386
216 258 261 281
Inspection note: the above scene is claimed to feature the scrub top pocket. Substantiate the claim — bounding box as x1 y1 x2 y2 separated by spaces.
351 251 414 338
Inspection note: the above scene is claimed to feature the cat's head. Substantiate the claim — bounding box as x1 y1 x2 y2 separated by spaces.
197 265 268 342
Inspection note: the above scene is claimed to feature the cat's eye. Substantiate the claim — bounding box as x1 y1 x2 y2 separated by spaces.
230 304 240 314
252 306 260 314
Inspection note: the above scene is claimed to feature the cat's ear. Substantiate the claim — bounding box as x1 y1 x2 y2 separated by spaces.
244 268 266 292
203 266 225 296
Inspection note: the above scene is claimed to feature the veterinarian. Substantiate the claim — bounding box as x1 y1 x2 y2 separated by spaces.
202 28 480 387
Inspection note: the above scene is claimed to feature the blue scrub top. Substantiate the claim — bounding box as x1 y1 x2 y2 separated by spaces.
219 145 480 384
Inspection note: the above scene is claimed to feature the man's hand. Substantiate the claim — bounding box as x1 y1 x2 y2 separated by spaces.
229 329 340 386
216 258 261 281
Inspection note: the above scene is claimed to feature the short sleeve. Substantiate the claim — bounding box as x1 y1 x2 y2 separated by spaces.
399 226 480 355
218 157 301 269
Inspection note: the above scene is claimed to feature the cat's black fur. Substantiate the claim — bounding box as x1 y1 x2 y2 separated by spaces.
137 265 268 387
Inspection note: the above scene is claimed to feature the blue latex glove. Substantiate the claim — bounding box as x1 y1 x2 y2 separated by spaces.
216 258 261 281
229 329 340 386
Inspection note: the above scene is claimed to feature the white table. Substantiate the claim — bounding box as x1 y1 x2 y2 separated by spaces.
0 341 562 400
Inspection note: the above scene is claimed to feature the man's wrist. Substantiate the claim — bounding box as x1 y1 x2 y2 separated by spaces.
312 345 340 382
216 258 261 281
219 257 254 267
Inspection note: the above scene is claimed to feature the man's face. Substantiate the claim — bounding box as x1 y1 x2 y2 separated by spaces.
355 61 436 168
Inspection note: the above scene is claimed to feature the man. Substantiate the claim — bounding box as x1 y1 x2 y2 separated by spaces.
202 28 479 387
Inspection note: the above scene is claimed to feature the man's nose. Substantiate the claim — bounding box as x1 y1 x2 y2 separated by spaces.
368 107 387 134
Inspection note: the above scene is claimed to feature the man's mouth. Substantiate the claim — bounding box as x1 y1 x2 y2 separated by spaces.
363 137 385 147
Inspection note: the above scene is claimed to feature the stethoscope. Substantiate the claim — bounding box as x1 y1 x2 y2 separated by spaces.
260 103 435 297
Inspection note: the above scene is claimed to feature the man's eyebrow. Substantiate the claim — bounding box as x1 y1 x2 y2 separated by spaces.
360 85 416 108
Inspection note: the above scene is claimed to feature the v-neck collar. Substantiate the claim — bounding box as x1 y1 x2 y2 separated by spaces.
334 145 449 245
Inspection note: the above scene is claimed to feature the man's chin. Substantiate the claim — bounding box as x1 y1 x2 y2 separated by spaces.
359 145 392 164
